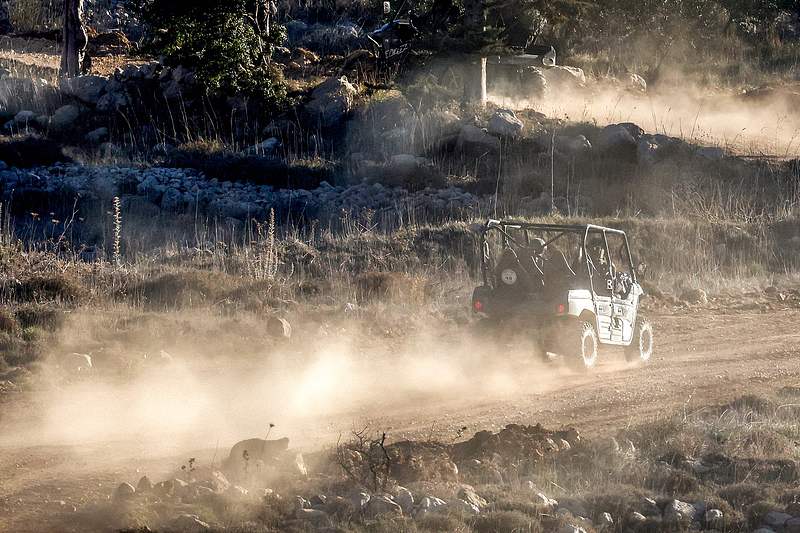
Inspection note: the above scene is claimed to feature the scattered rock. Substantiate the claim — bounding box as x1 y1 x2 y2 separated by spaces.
113 482 135 502
170 514 210 532
534 492 558 510
555 134 592 156
681 288 708 304
765 511 792 528
598 512 614 530
209 471 230 493
696 146 725 160
544 65 587 88
248 138 281 156
705 509 724 528
350 491 370 511
14 110 36 126
629 73 647 92
629 511 647 523
559 525 587 533
86 127 109 144
457 486 487 511
458 124 501 151
365 494 403 518
448 498 481 515
136 476 152 493
60 75 108 105
597 123 644 160
266 316 292 339
306 76 358 128
487 108 524 138
295 508 331 526
663 499 696 524
416 495 447 516
50 105 81 131
394 487 414 515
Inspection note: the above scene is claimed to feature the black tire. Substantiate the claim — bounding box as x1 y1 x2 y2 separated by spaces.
563 320 599 369
625 315 654 363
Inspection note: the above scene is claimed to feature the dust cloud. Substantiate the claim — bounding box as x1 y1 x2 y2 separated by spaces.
490 75 800 157
0 318 574 454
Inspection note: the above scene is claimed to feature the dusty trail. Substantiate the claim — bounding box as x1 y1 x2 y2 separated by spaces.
0 308 798 532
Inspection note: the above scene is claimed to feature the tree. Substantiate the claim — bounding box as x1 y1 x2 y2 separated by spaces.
61 0 87 78
139 0 286 103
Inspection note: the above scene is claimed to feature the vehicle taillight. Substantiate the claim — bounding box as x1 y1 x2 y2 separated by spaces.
557 303 566 315
473 300 483 312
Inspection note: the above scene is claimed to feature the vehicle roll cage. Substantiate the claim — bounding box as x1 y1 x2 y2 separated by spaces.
478 219 637 294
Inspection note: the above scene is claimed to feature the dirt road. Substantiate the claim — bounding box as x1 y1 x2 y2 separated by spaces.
0 307 798 532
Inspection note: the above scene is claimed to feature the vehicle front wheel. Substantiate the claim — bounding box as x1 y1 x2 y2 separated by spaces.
563 320 599 370
625 315 654 363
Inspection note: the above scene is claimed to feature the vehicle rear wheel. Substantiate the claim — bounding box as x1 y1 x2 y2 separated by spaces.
625 315 654 363
564 320 598 369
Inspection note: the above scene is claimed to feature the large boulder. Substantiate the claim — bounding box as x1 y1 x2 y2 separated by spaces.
415 496 447 516
637 134 685 166
113 482 136 502
663 499 696 524
488 109 524 138
365 494 403 518
50 105 81 131
544 66 587 89
555 134 592 157
60 75 108 105
306 76 358 128
13 110 36 126
458 124 501 151
596 123 644 161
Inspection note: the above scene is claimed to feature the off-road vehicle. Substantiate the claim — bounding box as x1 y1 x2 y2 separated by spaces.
471 220 653 368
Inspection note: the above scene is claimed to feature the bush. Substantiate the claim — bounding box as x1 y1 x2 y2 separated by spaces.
0 309 19 334
15 305 66 332
139 0 287 105
14 274 84 304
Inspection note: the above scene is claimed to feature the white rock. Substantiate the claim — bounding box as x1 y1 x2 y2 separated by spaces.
457 486 487 510
663 499 696 523
535 492 558 510
415 496 447 516
598 512 614 529
488 108 524 138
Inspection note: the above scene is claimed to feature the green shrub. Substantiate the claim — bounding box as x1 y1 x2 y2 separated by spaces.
140 0 287 105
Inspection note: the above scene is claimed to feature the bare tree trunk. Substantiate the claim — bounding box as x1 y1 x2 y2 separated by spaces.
463 56 487 106
61 0 86 78
462 0 486 106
